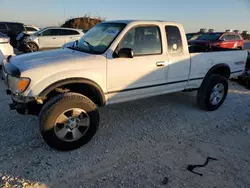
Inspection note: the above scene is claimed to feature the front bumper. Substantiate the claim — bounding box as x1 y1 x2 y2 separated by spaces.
6 89 41 116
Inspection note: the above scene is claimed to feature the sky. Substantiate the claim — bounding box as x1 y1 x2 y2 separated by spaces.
0 0 250 33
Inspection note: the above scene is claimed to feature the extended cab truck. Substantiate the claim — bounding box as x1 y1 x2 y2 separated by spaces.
1 20 248 151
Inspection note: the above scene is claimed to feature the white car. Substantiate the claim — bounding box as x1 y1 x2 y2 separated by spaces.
2 20 248 151
24 25 40 35
0 32 14 65
21 27 84 52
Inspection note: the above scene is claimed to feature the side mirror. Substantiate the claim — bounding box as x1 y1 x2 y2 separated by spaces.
219 38 225 41
117 48 133 58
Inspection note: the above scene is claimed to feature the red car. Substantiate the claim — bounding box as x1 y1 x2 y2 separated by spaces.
188 32 244 50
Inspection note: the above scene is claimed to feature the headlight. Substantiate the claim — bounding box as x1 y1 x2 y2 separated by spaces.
7 75 30 93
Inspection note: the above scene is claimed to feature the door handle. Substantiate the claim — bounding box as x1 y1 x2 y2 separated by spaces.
156 61 166 67
52 37 56 39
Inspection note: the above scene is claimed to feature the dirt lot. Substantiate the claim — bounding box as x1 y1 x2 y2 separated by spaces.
0 78 249 188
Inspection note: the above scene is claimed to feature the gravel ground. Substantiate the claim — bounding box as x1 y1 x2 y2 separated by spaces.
0 79 249 188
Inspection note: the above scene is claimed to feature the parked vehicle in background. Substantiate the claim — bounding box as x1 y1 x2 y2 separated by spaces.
0 32 14 67
186 33 203 41
83 29 89 33
0 22 26 47
2 20 248 151
18 27 84 52
24 25 40 35
188 32 244 49
16 32 34 53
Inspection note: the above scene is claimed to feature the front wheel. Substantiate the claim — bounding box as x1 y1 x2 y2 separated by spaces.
39 92 99 151
27 42 39 52
197 75 228 111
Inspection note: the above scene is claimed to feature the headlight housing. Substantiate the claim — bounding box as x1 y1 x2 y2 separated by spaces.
7 75 30 94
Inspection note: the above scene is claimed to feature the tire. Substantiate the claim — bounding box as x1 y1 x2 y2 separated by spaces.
39 92 99 151
27 42 39 52
245 79 250 89
197 74 228 111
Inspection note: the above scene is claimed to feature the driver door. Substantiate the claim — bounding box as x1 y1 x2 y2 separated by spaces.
39 29 63 49
106 25 169 104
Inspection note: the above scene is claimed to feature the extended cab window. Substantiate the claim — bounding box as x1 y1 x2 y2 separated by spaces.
117 25 162 56
165 26 183 54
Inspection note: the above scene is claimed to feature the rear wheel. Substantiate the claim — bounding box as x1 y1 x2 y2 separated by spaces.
39 92 99 151
197 75 228 111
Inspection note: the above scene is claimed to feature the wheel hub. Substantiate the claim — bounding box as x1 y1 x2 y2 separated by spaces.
54 108 90 142
67 117 79 129
210 83 225 105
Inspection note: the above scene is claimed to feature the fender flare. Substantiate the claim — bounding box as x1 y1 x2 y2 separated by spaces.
204 63 231 80
38 77 106 105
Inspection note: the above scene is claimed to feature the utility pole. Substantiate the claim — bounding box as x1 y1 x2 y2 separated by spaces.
64 8 66 20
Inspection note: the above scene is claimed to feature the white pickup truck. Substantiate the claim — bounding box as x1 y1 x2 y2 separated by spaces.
1 20 248 151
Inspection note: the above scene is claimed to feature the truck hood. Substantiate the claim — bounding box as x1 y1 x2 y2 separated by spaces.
8 48 89 72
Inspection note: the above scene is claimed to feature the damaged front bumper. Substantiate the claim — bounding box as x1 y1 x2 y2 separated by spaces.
6 89 42 116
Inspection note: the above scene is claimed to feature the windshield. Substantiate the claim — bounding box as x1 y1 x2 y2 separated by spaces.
32 28 46 36
74 23 126 54
186 34 194 40
197 33 222 41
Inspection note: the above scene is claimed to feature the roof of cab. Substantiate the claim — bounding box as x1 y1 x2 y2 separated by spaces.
103 20 178 25
42 27 83 32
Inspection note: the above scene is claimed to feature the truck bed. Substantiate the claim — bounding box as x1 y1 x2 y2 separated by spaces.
186 49 248 89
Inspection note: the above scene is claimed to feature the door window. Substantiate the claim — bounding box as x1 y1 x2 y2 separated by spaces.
165 26 183 54
41 29 62 36
227 35 235 41
221 35 233 41
117 25 162 56
235 35 241 40
60 29 80 35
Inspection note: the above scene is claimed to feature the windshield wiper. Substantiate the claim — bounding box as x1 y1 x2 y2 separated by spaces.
83 40 96 53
